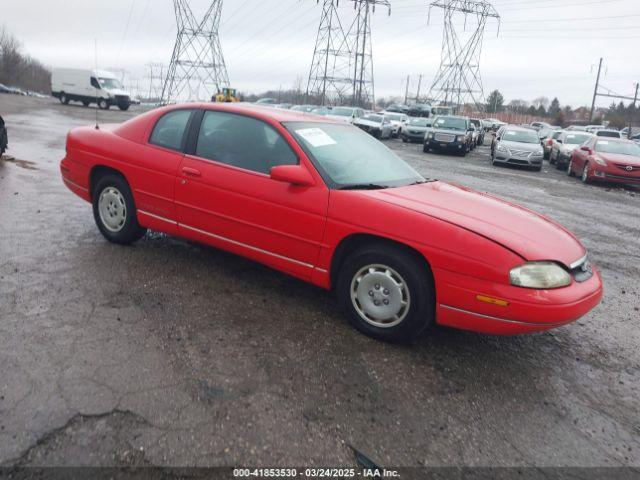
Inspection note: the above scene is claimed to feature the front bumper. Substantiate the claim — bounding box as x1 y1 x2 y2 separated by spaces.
494 150 543 167
402 131 426 142
588 164 640 184
434 265 603 335
425 137 466 151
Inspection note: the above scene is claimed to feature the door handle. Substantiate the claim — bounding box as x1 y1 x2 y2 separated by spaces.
182 167 202 177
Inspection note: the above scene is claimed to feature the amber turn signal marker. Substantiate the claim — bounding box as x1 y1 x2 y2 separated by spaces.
476 295 510 307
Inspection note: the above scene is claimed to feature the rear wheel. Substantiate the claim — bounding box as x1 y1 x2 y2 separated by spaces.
92 174 146 245
337 243 435 343
60 93 70 105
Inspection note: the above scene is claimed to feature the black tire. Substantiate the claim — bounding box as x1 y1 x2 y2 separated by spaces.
60 93 70 105
402 137 408 143
82 101 90 107
98 99 110 110
336 242 435 343
423 144 430 153
533 165 543 172
92 174 147 245
581 162 590 183
119 104 130 112
567 158 575 177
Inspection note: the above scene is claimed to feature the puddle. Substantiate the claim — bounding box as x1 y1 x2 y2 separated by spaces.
0 155 38 170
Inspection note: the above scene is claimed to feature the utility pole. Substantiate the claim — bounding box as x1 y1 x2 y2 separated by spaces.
589 57 603 124
415 74 423 104
629 82 638 139
404 75 410 104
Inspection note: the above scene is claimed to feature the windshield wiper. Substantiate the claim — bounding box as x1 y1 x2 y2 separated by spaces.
337 183 390 191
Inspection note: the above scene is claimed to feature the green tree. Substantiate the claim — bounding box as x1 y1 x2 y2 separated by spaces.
549 98 561 117
486 90 504 113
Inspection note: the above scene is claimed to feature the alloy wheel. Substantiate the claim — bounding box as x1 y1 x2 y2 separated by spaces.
98 187 127 233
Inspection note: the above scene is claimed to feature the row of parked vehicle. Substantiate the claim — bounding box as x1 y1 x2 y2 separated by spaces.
490 121 640 185
0 83 47 98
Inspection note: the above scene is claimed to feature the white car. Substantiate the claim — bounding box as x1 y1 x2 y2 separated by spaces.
381 112 408 138
324 106 365 124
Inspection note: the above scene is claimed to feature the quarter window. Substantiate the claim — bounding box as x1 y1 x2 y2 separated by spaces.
195 111 298 175
150 110 194 152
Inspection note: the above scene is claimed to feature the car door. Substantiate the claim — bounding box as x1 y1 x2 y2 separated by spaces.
133 108 196 235
174 109 330 280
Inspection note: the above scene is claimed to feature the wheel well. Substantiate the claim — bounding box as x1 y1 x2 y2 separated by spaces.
89 166 125 200
329 233 433 290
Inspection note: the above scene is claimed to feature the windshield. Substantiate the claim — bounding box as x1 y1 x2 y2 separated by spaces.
564 133 591 145
408 118 430 127
98 78 123 90
286 122 424 189
433 117 466 131
362 114 383 124
501 129 540 144
595 140 640 156
332 107 354 117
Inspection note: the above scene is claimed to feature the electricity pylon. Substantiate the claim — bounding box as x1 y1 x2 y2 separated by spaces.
146 63 165 102
426 0 499 112
307 0 391 108
162 0 230 103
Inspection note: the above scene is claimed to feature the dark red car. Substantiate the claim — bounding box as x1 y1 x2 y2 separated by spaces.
568 137 640 185
60 104 603 342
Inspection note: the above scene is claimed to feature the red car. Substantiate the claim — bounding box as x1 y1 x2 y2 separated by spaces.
60 104 603 342
568 136 640 185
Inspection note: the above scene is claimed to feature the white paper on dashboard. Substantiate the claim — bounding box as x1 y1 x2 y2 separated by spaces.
296 128 337 148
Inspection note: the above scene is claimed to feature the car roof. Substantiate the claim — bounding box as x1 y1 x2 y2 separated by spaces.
169 102 344 124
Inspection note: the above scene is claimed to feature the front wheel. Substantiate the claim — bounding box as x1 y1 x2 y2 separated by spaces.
98 99 110 110
567 158 575 176
92 174 147 245
581 162 590 183
337 243 435 343
118 104 130 112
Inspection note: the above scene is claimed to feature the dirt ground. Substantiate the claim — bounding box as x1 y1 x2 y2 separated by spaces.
0 95 639 469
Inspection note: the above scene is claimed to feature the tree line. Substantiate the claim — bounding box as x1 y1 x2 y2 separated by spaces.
485 89 639 129
0 26 51 94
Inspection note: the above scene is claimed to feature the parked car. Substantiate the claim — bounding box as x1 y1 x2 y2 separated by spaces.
51 68 132 111
0 83 12 94
631 133 640 145
325 106 365 124
565 125 588 131
311 106 332 116
469 124 479 150
290 105 316 113
406 103 432 118
568 137 640 185
585 125 606 134
596 129 622 139
491 126 545 171
469 118 486 146
60 103 603 340
382 112 408 138
530 121 551 131
385 104 410 114
256 98 277 105
401 117 432 143
353 113 393 140
551 132 594 169
544 130 564 161
423 116 473 156
0 115 7 157
620 127 640 138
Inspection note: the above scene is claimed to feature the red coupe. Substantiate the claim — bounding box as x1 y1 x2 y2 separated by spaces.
568 136 640 185
60 104 603 342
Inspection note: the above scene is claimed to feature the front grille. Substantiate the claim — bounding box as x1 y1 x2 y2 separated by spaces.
434 133 455 142
570 256 593 283
507 159 530 165
409 130 422 134
615 163 640 172
115 95 130 102
605 173 640 182
510 149 532 159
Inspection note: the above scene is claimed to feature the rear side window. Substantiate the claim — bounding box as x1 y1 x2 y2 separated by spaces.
150 110 193 151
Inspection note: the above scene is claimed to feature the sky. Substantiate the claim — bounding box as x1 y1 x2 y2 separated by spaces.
2 0 640 107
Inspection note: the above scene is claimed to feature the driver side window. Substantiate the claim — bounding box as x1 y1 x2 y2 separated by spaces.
90 77 101 89
195 111 298 175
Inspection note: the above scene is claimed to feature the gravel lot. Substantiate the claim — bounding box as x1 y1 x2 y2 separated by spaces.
0 95 639 469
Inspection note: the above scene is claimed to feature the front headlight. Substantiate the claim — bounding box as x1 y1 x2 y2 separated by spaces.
427 133 434 139
510 262 572 289
456 135 465 142
593 155 607 166
497 144 508 152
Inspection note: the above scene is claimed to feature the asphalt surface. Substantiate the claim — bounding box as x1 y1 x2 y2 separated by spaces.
0 95 639 469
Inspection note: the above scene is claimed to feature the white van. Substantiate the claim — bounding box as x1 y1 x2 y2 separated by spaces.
51 68 132 111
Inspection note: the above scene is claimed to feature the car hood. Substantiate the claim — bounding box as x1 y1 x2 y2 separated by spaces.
428 127 466 135
600 153 640 166
362 182 585 267
325 115 352 123
406 126 429 132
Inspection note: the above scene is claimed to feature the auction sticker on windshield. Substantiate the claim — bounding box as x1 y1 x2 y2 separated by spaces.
296 128 337 148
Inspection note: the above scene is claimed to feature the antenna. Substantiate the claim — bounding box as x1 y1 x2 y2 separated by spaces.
94 38 100 130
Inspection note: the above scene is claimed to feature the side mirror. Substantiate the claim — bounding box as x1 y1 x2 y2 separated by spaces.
271 165 315 187
580 146 592 154
557 139 563 144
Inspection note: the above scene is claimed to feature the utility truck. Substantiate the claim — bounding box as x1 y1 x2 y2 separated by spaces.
51 68 132 111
